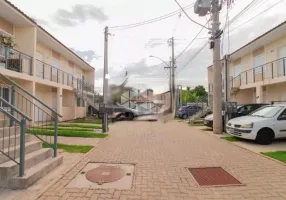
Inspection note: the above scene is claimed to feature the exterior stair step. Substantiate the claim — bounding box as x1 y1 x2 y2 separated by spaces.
0 126 20 138
0 141 42 164
0 119 10 127
0 134 34 149
3 155 63 189
0 148 52 180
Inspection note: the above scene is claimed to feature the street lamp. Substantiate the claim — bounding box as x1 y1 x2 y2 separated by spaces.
149 55 173 113
149 55 170 68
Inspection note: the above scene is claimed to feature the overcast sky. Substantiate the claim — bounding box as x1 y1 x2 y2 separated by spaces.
9 0 286 94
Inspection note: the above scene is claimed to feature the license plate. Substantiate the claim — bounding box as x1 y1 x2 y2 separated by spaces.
227 128 234 134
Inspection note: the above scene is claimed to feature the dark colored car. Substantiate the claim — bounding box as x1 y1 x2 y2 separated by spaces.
204 103 269 128
177 105 202 119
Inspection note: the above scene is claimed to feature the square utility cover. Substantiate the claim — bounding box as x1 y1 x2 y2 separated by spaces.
188 167 242 186
66 163 135 189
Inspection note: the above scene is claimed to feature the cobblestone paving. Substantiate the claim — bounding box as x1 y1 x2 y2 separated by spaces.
38 120 286 200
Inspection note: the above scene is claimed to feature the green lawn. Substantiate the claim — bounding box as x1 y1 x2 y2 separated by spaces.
222 136 240 142
42 143 94 153
71 119 102 124
45 127 94 131
261 151 286 162
28 129 107 138
58 124 102 129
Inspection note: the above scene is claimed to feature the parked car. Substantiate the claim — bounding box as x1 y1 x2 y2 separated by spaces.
226 104 286 145
204 103 268 128
177 105 202 119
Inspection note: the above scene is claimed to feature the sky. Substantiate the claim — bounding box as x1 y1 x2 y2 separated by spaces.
8 0 286 94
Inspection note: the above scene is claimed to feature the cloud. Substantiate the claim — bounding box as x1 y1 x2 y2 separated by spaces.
71 48 100 62
53 4 108 27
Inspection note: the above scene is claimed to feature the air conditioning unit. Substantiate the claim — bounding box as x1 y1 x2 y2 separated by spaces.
194 0 211 16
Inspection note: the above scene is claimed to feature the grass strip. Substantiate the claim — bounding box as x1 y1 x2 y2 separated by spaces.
222 136 240 142
28 129 106 138
70 119 102 124
44 127 94 131
261 151 286 163
58 124 102 129
42 143 93 153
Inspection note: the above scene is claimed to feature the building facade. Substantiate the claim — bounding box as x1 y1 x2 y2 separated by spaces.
208 20 286 105
0 0 96 122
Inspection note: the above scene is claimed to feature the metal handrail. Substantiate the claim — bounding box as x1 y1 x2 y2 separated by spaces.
0 107 21 124
36 59 74 78
0 97 32 121
231 56 286 81
0 44 33 59
0 73 63 118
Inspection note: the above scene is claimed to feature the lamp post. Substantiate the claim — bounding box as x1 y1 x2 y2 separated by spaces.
149 55 174 113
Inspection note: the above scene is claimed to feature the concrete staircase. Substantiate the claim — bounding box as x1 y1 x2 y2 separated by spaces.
0 119 63 189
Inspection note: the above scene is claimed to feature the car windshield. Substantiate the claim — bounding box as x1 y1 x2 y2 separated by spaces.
250 106 283 118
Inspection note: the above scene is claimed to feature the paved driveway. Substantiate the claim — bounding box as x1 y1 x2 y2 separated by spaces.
39 120 286 200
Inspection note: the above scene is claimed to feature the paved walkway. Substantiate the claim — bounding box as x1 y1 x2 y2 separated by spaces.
39 120 286 200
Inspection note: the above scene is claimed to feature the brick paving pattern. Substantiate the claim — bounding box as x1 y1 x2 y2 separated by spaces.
38 120 286 200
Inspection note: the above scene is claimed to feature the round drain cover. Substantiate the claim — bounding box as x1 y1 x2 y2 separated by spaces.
86 165 125 184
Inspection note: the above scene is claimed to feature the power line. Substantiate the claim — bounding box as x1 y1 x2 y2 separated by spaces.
177 41 209 74
174 0 209 30
229 0 285 33
172 13 182 37
175 19 210 60
110 4 194 30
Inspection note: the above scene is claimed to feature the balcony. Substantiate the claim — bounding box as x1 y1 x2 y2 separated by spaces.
0 45 33 75
230 57 286 89
36 60 74 87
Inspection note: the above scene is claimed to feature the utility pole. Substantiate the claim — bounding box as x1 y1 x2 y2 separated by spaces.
224 54 230 130
211 0 222 134
194 0 222 134
103 26 109 133
171 37 176 114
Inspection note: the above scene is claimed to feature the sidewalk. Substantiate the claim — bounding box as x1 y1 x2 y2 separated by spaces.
39 120 286 200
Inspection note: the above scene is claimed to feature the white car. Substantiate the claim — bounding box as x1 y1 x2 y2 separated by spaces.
226 104 286 145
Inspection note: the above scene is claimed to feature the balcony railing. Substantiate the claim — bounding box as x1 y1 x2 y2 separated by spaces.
36 60 75 87
0 45 33 75
231 56 286 88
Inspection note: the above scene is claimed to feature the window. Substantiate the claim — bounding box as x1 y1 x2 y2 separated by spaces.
278 109 286 120
233 64 242 77
253 54 265 74
278 46 286 76
0 86 10 108
77 98 84 107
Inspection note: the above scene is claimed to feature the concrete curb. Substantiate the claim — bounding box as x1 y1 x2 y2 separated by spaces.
194 125 286 168
31 133 110 200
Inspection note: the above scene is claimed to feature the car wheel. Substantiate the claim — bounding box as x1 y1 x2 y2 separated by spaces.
255 128 274 145
182 114 188 119
126 112 134 120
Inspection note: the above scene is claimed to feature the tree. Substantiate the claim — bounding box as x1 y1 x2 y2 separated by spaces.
192 85 207 97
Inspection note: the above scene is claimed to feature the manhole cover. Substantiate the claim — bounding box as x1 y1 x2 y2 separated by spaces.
86 165 125 184
188 167 242 186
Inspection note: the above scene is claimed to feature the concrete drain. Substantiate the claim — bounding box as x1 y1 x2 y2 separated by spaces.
66 163 135 189
86 165 125 184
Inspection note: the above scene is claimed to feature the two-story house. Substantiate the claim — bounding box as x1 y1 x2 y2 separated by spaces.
0 0 96 122
208 20 286 105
